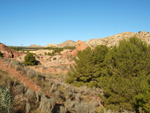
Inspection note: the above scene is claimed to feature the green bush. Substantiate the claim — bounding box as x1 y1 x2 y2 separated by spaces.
24 52 38 66
0 86 13 113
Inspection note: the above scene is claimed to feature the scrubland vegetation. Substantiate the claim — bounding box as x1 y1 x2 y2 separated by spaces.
0 59 100 113
66 37 150 112
1 37 150 113
9 46 75 52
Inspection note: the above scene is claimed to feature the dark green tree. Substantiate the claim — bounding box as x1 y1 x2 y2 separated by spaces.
66 45 108 87
98 37 150 112
24 52 37 66
66 37 150 112
66 47 94 87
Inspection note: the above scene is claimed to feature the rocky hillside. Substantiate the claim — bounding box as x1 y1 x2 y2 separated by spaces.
45 43 58 48
57 40 77 48
0 43 24 58
85 31 150 47
43 40 77 48
29 31 150 48
0 58 103 113
29 44 42 47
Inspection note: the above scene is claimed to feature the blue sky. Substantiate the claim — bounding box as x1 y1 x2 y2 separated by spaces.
0 0 150 46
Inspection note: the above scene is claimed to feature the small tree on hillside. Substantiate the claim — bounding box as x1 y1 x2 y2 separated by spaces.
24 52 37 66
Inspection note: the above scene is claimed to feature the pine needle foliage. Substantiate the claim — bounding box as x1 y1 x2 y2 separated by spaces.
66 45 108 87
99 37 150 112
66 37 150 112
24 52 37 66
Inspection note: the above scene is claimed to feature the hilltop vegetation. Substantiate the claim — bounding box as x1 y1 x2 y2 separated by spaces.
66 37 150 112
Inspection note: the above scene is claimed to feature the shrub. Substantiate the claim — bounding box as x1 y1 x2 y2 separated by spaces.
27 69 37 78
74 102 95 113
0 86 13 113
10 60 26 74
24 52 38 66
59 106 67 113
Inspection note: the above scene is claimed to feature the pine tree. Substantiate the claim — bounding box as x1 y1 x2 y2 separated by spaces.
66 37 150 112
98 37 150 112
66 45 108 87
24 52 37 66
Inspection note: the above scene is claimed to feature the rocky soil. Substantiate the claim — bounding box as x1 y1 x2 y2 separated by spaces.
0 58 103 113
57 40 77 48
0 43 24 58
85 31 150 47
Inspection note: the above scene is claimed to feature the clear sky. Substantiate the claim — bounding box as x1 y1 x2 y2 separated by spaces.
0 0 150 46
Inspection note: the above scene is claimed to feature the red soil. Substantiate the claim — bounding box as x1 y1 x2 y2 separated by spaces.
0 60 41 92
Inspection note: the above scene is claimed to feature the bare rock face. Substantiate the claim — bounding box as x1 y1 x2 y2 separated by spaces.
57 40 77 48
136 31 150 44
85 38 105 47
72 40 90 56
29 44 42 47
0 43 23 58
85 31 150 47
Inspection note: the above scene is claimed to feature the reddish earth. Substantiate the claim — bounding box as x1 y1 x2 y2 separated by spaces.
0 59 103 108
0 43 23 58
28 40 91 74
2 40 91 74
72 40 92 56
0 60 41 92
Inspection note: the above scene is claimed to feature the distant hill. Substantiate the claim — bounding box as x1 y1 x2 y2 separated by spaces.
45 43 58 47
57 40 77 48
30 44 42 47
85 31 150 47
30 31 150 48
